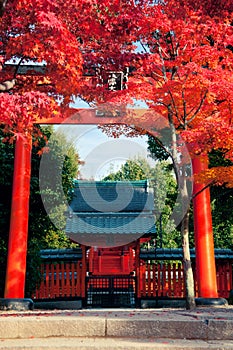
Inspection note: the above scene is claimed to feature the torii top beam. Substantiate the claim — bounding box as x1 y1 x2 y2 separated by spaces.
38 108 149 126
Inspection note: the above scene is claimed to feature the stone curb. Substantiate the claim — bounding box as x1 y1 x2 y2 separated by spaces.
0 317 233 341
107 319 233 340
0 317 106 339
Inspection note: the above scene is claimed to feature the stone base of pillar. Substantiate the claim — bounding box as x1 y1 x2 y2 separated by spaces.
195 297 228 307
0 298 34 311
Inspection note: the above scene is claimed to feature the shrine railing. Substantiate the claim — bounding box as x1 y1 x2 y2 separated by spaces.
139 260 232 299
32 248 233 301
32 260 232 300
32 261 83 300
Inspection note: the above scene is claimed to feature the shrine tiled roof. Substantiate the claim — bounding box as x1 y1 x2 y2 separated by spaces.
66 213 156 235
69 180 154 213
65 180 156 241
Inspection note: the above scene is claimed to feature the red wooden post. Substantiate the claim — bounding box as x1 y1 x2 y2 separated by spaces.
66 263 71 297
152 264 156 297
61 263 65 297
156 262 162 297
167 263 171 297
162 264 166 296
81 245 87 298
71 263 75 297
45 264 50 298
55 264 60 297
172 263 177 297
77 261 81 296
192 156 218 298
177 263 182 297
4 133 32 299
51 264 55 298
135 242 141 299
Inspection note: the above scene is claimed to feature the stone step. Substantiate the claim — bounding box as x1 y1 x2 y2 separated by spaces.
0 315 233 341
0 337 233 350
1 307 233 349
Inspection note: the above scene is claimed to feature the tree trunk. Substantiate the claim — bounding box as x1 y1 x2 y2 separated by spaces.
168 108 196 309
181 210 196 309
180 172 196 310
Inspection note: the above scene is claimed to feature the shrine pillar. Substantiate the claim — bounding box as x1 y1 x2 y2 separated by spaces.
192 156 221 303
0 133 33 310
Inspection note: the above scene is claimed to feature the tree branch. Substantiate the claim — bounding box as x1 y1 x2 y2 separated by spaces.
182 90 187 128
157 42 167 81
186 90 208 124
0 0 7 16
0 79 16 92
191 180 214 199
167 89 182 125
139 40 149 53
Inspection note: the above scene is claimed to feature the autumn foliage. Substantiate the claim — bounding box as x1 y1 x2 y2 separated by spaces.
0 0 145 132
0 0 233 185
95 0 233 187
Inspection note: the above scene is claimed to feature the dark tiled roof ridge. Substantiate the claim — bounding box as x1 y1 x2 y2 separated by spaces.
70 212 154 216
40 247 233 261
73 179 149 187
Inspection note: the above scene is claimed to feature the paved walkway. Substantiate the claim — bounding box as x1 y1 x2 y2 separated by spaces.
0 306 233 349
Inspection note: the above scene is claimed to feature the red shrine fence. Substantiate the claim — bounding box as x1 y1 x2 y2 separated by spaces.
33 260 232 301
139 260 232 299
33 261 83 300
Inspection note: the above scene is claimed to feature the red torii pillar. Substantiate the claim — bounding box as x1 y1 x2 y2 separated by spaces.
1 133 33 310
192 156 219 301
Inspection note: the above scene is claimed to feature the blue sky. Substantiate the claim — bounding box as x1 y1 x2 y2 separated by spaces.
54 98 154 180
55 123 153 180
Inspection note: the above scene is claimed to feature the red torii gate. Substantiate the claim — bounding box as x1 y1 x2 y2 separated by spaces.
2 108 219 309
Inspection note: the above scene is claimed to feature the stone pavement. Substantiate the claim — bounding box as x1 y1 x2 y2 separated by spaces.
0 306 233 349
